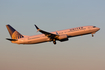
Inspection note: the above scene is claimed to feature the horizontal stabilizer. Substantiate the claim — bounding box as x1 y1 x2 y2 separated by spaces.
6 38 17 41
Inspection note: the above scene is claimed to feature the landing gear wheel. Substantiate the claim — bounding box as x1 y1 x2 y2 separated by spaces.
53 41 56 44
53 39 56 45
92 34 94 37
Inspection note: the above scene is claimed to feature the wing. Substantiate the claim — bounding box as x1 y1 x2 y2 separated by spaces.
34 25 59 39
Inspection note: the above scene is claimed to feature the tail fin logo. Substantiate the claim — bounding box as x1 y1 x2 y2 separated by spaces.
12 31 24 39
6 25 24 39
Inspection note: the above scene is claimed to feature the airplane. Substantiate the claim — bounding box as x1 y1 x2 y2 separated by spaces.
6 24 100 45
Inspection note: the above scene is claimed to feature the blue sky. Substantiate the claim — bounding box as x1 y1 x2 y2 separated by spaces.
0 0 105 70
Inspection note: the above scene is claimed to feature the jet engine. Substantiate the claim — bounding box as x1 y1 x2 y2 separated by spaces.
58 34 68 41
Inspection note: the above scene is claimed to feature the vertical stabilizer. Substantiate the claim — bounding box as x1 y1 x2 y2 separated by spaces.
6 25 24 39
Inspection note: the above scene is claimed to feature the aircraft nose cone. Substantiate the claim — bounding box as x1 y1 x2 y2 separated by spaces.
97 27 100 30
98 28 100 30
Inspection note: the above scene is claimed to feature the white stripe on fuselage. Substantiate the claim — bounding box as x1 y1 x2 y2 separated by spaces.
15 26 100 44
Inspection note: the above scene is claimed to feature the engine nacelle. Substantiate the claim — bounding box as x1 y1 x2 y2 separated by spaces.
58 34 68 41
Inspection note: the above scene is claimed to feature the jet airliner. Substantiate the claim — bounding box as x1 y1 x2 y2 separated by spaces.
6 24 100 45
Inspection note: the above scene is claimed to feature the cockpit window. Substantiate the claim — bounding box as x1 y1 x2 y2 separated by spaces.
93 26 96 28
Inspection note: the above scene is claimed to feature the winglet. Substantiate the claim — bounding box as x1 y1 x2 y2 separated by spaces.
34 25 40 31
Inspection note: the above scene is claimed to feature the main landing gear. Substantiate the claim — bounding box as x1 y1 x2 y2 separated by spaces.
53 39 56 45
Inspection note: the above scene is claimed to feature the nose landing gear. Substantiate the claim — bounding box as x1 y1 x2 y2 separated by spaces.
92 34 94 37
91 32 96 37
